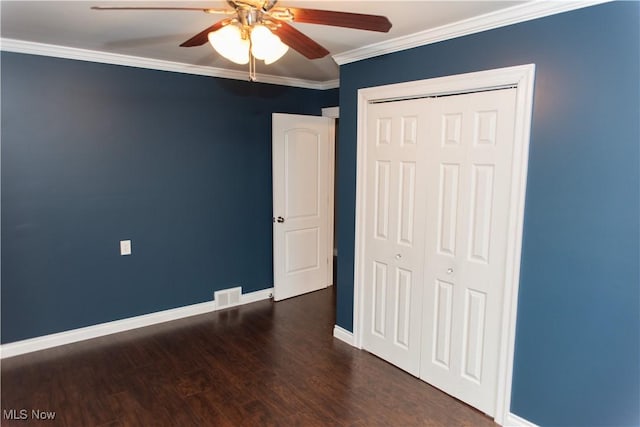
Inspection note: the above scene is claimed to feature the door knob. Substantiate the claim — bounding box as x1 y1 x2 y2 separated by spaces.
447 268 454 274
395 254 402 260
276 216 285 223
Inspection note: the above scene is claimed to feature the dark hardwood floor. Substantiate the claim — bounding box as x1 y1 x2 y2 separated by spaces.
1 288 496 426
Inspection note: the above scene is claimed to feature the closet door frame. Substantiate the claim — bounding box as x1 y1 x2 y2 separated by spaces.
352 64 536 425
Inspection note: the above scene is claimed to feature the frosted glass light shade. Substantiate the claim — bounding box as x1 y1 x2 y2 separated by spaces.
250 25 289 64
208 25 250 65
264 39 288 65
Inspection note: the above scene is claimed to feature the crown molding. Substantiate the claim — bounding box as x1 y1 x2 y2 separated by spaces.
333 0 611 65
0 38 339 90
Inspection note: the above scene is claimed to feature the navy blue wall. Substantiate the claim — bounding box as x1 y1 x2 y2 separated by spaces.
336 3 639 426
1 52 338 344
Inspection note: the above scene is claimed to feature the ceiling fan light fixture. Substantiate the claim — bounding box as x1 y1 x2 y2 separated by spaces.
250 24 289 64
208 24 250 64
92 2 393 76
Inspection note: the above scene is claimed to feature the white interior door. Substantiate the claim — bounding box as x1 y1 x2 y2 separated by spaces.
361 88 518 416
420 89 517 416
361 99 428 376
272 113 333 301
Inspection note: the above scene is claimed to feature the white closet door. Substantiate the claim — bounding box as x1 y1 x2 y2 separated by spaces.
420 89 517 416
361 99 428 376
361 88 518 416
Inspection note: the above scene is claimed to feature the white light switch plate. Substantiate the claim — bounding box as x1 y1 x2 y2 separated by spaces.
120 240 132 256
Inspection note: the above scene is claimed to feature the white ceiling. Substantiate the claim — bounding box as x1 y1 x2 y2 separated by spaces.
0 1 592 85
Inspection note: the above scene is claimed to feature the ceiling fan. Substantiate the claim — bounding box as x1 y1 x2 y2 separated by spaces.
92 0 392 80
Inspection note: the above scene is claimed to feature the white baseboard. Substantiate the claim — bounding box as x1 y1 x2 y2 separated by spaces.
333 325 355 346
241 287 273 305
503 412 538 427
0 287 273 359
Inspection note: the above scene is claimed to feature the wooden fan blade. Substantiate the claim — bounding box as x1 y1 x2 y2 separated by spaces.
272 21 330 59
286 8 392 33
180 19 232 47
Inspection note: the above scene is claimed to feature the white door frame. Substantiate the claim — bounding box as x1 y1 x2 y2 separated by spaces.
352 64 535 425
322 107 339 284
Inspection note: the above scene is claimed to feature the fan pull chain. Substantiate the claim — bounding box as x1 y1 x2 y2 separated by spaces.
249 54 256 81
248 38 257 82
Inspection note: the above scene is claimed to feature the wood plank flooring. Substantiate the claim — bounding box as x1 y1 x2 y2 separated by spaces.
1 288 496 426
